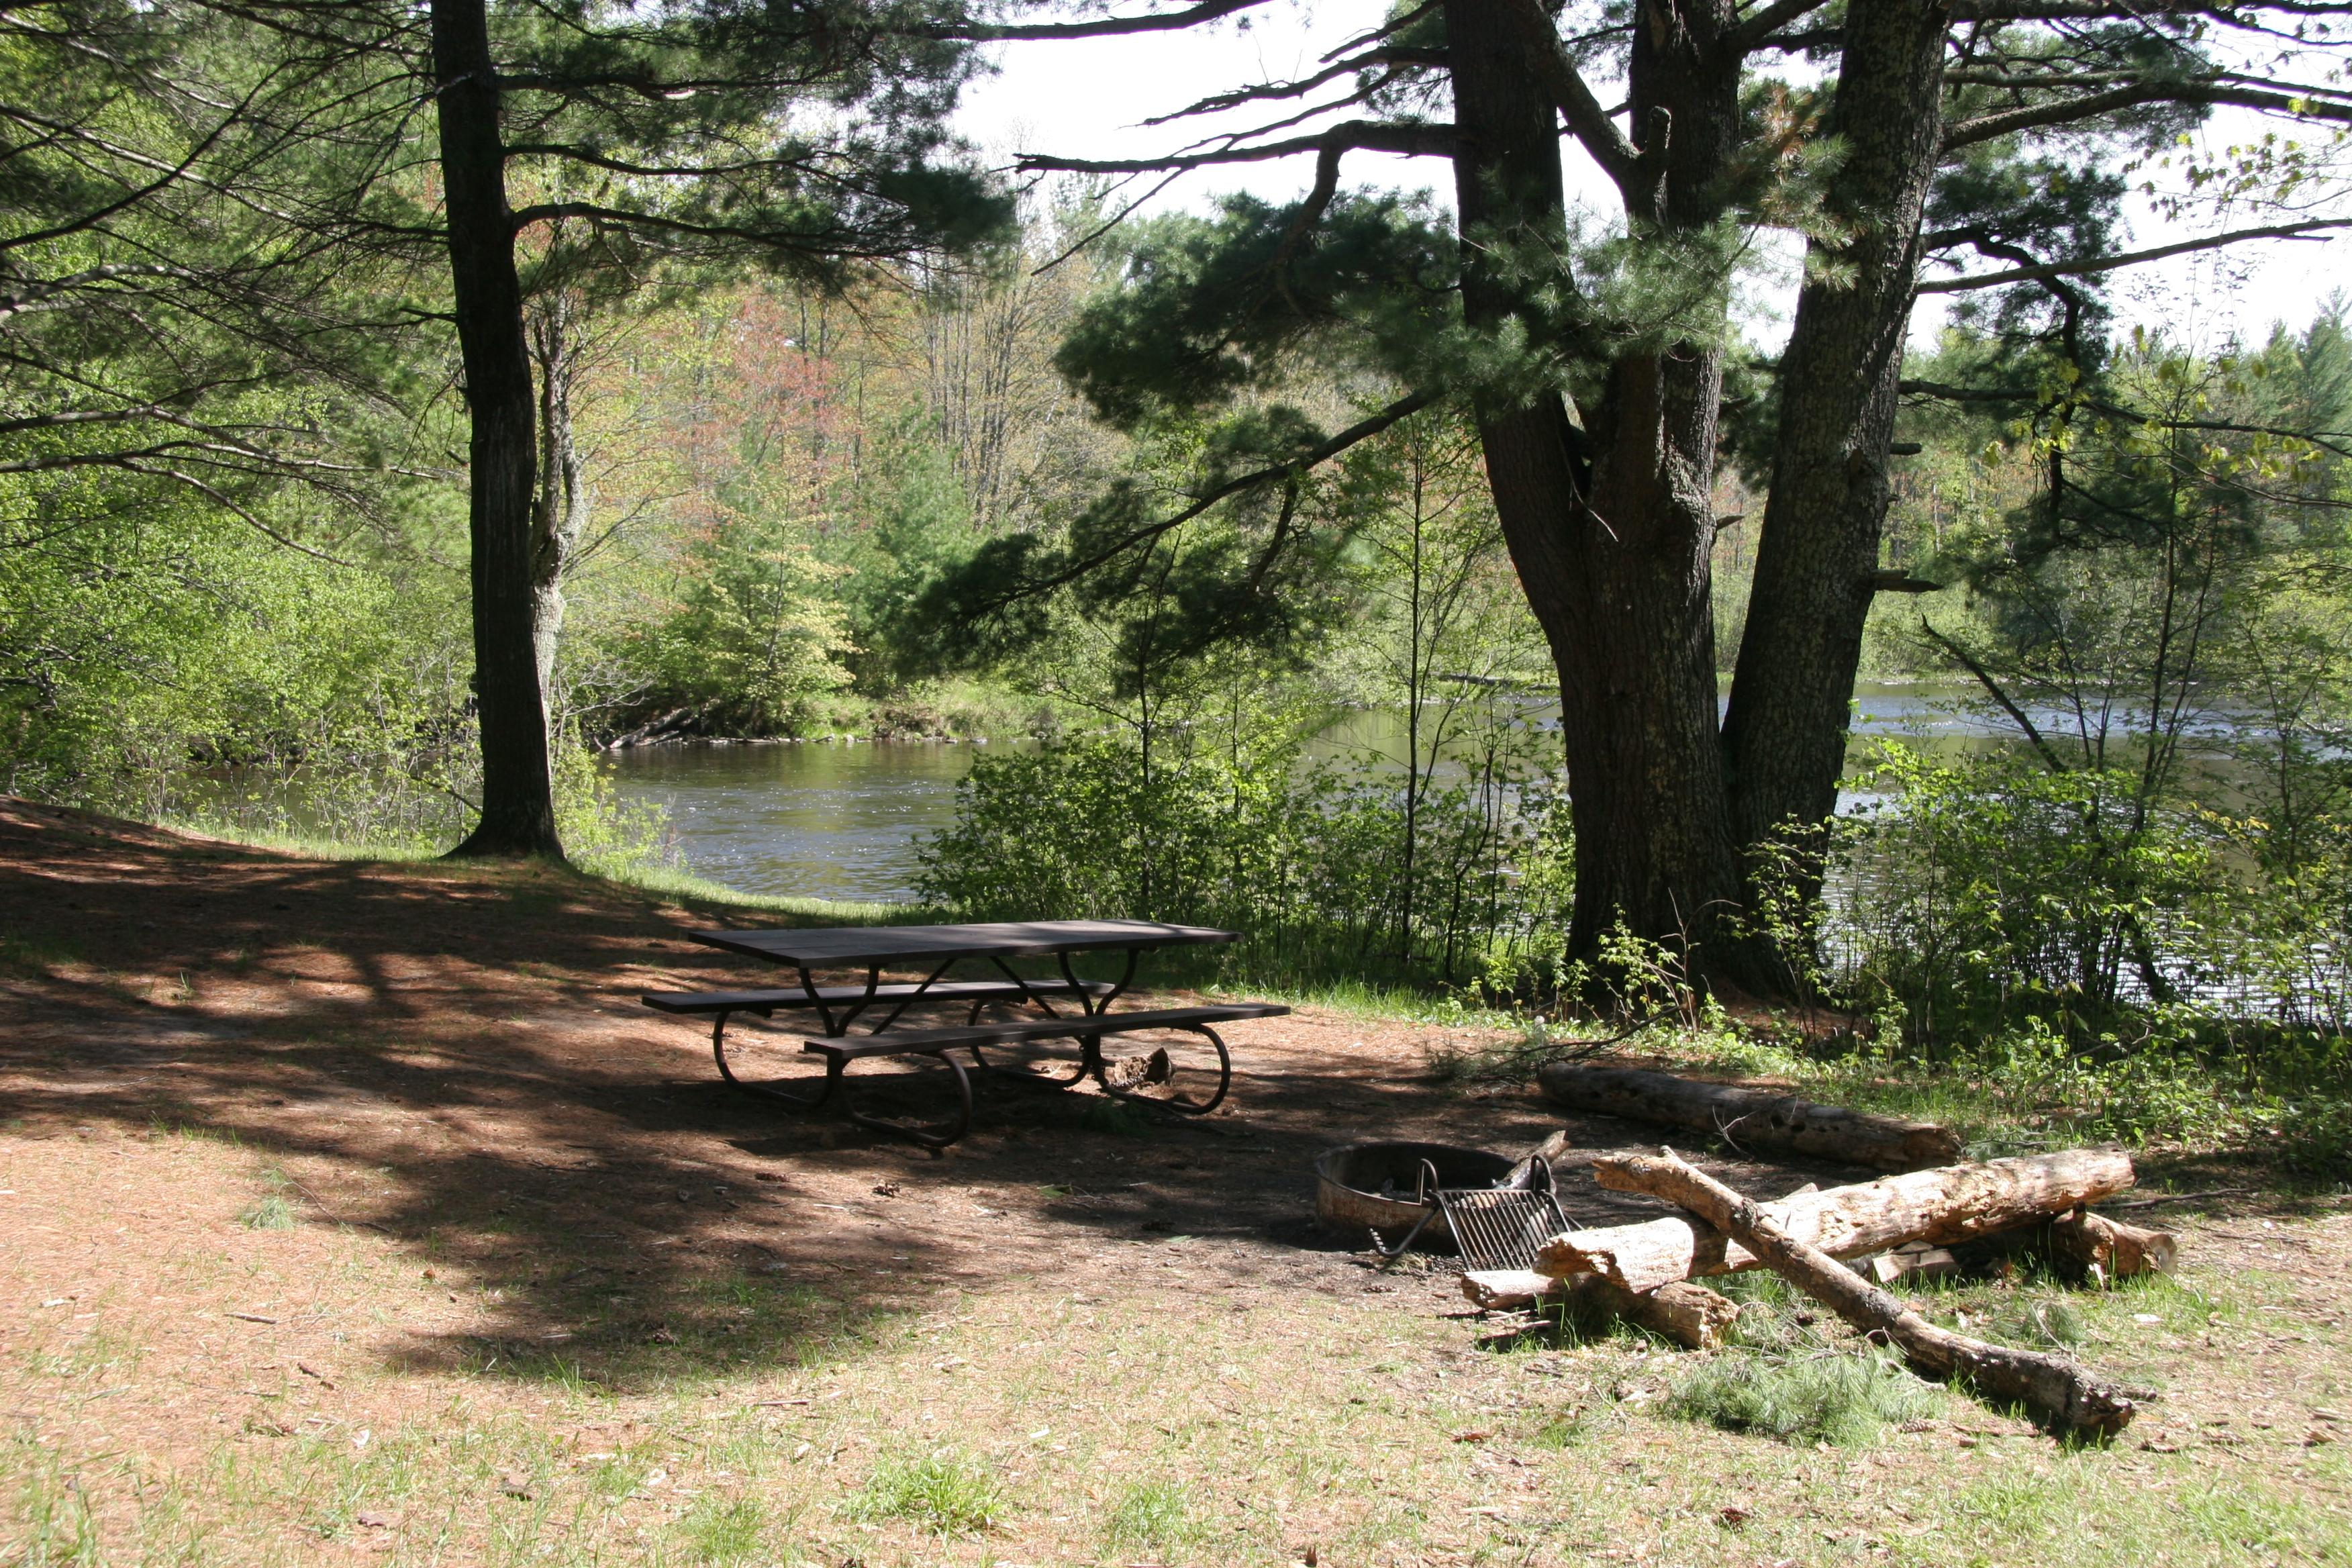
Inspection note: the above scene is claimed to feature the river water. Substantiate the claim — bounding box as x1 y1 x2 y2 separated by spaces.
603 685 2006 903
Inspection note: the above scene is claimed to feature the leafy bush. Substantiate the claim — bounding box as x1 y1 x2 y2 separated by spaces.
916 720 1570 990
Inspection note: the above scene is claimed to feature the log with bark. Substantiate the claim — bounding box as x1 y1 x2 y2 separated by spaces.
2051 1208 2177 1279
1535 1148 2137 1293
1459 1270 1741 1350
1595 1149 2138 1436
1536 1063 1962 1171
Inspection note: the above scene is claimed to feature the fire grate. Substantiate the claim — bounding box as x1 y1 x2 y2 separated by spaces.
1369 1155 1573 1270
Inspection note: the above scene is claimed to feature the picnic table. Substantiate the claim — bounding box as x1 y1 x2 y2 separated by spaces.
642 918 1289 1148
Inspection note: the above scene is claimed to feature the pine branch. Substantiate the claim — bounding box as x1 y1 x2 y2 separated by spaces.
963 388 1440 611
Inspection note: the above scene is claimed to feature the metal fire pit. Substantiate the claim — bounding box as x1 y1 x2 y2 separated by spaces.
1316 1140 1573 1268
1315 1141 1517 1253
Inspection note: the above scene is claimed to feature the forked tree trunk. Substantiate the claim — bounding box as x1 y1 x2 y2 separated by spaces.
1444 0 1769 985
434 0 563 859
1721 0 1949 880
528 291 591 701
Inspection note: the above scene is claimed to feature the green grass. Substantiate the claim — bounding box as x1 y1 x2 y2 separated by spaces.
1106 1478 1201 1557
844 1451 1010 1537
237 1168 297 1230
237 1193 296 1231
1665 1347 1941 1447
674 1495 769 1563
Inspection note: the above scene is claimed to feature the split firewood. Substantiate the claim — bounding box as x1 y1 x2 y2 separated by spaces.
1538 1148 2137 1293
1598 1148 2139 1436
1458 1270 1740 1350
1461 1269 1559 1312
1537 1064 1962 1171
1866 1244 1960 1285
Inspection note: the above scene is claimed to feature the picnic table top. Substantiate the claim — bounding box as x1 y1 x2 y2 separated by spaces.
688 918 1237 969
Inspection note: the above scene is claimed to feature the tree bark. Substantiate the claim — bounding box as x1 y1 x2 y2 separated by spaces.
1443 0 1767 983
434 0 563 859
1538 1148 2135 1291
1600 1148 2137 1436
1536 1062 1962 1170
527 291 591 703
1721 0 1950 879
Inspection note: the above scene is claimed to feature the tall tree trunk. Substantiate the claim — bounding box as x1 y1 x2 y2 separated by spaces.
1721 0 1949 884
528 291 591 701
1445 0 1765 985
434 0 562 859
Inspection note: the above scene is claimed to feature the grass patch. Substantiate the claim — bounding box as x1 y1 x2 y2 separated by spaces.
238 1168 297 1230
844 1451 1008 1537
1105 1478 1200 1557
675 1495 769 1563
1666 1348 1939 1447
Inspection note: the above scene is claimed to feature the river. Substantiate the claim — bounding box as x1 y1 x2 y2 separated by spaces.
603 685 2012 903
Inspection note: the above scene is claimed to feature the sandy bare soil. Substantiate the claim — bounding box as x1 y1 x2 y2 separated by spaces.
5 796 2349 1567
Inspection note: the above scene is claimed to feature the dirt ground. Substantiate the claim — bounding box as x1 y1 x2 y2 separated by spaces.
5 795 2351 1568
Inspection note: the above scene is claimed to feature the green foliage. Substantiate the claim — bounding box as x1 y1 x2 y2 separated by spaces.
916 709 1570 991
622 511 855 735
1666 1349 1938 1448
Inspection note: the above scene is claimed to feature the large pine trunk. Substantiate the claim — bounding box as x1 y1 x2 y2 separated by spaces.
1720 0 1949 873
1444 0 1765 981
434 0 564 859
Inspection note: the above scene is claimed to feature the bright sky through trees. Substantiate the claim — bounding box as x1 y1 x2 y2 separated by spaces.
954 0 2351 350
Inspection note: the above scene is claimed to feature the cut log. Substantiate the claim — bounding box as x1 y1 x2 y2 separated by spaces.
1458 1271 1739 1350
1538 1148 2136 1293
1461 1269 1559 1311
1579 1276 1742 1351
1596 1148 2137 1436
2053 1209 2177 1278
1538 1064 1962 1171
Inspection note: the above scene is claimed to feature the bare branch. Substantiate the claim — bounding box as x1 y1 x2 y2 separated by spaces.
1916 218 2352 292
1943 77 2352 148
1500 0 1647 200
935 0 1276 42
1015 119 1454 176
1732 0 1837 50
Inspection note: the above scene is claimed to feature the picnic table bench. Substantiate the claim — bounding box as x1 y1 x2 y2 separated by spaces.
641 919 1289 1148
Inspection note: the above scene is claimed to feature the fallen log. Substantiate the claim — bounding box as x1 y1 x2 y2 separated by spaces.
1596 1149 2137 1436
1459 1270 1740 1350
2053 1208 2178 1279
1538 1148 2136 1293
1537 1063 1962 1171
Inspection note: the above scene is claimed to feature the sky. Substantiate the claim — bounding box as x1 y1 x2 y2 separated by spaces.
951 0 2351 357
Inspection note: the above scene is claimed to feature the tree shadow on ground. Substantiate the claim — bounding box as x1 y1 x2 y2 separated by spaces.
0 795 1865 1393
